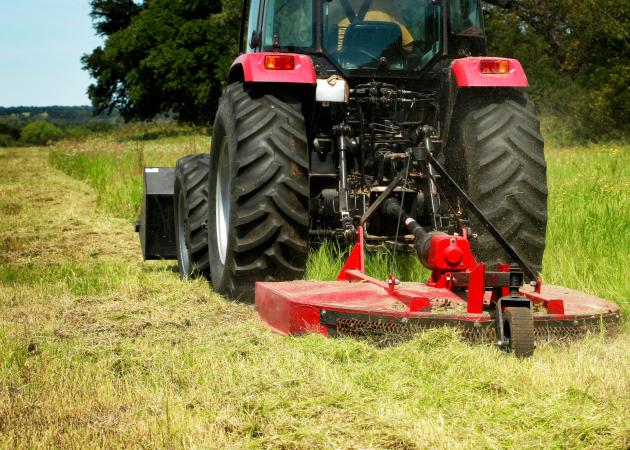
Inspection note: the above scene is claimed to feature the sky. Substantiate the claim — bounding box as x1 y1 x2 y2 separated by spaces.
0 1 102 106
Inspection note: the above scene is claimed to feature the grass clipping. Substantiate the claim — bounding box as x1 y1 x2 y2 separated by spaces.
0 138 628 448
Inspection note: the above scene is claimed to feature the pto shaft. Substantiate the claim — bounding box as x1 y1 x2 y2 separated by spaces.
382 198 475 272
382 198 434 267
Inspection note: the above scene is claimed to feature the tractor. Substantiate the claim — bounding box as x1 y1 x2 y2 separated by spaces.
136 0 619 357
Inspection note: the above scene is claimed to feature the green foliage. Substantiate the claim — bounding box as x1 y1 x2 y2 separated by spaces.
485 0 630 140
83 0 241 124
0 107 122 147
0 122 21 147
0 106 114 124
83 1 628 138
0 121 21 140
89 0 142 36
0 135 18 148
20 121 63 146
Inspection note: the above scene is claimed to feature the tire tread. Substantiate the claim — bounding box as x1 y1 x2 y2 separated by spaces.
452 90 548 275
175 153 210 278
209 83 309 300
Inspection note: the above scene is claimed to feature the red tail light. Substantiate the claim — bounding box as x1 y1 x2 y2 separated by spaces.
480 59 510 75
264 55 296 70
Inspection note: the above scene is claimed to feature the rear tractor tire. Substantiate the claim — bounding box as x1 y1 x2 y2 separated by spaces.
174 154 211 279
207 83 310 301
449 90 548 276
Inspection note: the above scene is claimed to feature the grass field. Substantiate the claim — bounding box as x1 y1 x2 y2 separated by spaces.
0 131 628 448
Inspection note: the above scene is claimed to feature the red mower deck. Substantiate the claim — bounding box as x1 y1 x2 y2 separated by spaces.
255 228 620 344
256 278 620 341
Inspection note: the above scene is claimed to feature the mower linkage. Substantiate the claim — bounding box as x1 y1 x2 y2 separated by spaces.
337 223 537 354
349 136 543 353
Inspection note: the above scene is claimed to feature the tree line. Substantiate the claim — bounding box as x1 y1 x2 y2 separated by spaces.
0 107 120 147
83 0 629 140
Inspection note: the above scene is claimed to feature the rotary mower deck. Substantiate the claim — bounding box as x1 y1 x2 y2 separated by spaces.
255 226 620 356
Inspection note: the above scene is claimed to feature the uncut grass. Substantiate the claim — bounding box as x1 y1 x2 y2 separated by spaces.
0 139 625 447
542 143 629 315
50 133 630 306
49 132 211 221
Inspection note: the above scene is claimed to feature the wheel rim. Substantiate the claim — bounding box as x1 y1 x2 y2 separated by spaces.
216 138 231 265
177 187 191 275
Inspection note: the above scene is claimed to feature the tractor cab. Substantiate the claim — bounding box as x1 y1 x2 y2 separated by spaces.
240 0 486 76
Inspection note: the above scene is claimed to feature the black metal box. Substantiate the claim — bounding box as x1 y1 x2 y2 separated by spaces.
136 167 177 260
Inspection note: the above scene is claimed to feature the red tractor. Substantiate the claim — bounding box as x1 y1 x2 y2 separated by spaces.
136 0 619 356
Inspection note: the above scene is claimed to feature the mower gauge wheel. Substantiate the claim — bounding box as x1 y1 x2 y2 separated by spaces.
502 307 535 357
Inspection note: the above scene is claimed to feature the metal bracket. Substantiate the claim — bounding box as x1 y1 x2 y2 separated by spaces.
359 172 404 225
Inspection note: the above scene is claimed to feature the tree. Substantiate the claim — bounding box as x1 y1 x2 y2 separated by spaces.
89 0 143 36
484 0 630 138
84 0 628 137
83 0 241 124
20 121 63 146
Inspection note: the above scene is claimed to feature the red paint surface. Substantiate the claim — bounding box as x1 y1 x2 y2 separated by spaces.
466 263 485 314
337 226 365 280
426 234 476 272
451 57 529 88
255 279 620 336
231 53 316 84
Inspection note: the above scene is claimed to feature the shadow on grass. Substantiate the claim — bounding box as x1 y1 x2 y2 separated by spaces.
140 262 180 274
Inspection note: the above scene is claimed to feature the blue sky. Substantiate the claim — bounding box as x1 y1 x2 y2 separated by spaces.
0 1 102 106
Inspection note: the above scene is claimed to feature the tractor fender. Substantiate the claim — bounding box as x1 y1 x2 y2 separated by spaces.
228 53 317 85
451 57 529 88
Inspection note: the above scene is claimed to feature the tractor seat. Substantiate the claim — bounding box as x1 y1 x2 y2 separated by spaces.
339 21 404 70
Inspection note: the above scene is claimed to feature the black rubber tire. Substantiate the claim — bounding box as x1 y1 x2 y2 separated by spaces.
503 307 535 357
174 153 210 279
448 89 547 276
207 83 309 301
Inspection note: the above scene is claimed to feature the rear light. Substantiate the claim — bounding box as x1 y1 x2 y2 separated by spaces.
264 55 296 70
480 59 510 75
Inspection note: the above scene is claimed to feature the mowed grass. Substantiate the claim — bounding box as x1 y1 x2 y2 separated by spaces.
0 134 626 448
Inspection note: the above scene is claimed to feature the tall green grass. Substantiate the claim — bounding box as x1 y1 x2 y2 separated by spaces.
542 143 629 313
49 133 211 221
306 241 429 281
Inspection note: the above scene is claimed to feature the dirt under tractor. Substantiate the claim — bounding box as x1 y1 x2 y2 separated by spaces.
136 0 620 357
